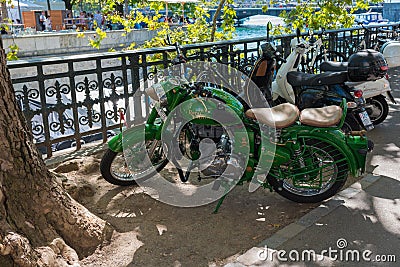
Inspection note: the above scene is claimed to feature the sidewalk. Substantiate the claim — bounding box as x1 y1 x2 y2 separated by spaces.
220 67 400 267
221 173 399 266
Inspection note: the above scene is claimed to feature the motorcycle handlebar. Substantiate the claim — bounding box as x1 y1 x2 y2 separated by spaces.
171 42 187 65
275 52 287 63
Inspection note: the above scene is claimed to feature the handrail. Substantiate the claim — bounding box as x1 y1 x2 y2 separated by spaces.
8 22 400 157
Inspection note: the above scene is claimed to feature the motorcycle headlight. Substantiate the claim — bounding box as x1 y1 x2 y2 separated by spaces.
145 77 184 106
145 82 165 101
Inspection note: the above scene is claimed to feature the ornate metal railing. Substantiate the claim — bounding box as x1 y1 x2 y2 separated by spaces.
7 23 399 157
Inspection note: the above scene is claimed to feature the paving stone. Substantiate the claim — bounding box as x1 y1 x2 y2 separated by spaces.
337 186 361 199
236 247 266 266
274 223 306 239
223 262 246 267
259 235 287 249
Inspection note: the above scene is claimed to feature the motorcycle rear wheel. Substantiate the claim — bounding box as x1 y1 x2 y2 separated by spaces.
342 114 363 133
267 138 348 203
366 95 389 126
100 140 168 186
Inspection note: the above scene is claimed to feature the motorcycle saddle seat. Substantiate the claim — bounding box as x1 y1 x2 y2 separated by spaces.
320 61 348 72
287 71 348 87
245 103 300 128
300 105 343 127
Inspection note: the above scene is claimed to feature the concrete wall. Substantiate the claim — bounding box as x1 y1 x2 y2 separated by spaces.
2 29 158 57
383 3 400 22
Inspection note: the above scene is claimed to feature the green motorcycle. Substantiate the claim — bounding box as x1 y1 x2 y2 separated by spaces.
100 44 372 211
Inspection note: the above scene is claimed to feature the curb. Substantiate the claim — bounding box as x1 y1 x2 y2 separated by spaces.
223 173 382 266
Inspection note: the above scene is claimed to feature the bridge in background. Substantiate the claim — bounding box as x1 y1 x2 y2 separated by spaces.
158 6 383 22
207 6 383 21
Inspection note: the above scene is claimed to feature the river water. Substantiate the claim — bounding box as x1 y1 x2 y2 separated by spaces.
233 15 285 39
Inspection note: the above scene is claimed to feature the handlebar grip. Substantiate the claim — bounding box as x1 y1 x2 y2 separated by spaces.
276 55 287 63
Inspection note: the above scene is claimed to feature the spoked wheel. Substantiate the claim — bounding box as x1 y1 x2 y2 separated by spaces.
267 139 348 203
366 95 389 126
100 140 168 186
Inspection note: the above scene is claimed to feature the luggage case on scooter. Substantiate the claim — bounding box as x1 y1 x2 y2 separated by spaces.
347 49 388 82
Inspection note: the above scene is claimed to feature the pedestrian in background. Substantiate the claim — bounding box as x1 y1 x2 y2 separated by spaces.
39 11 46 31
88 13 94 30
94 11 103 29
45 15 52 31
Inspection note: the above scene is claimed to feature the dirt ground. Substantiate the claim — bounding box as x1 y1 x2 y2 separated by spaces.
48 147 320 267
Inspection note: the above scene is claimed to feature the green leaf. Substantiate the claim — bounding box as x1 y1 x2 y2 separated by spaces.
262 5 268 13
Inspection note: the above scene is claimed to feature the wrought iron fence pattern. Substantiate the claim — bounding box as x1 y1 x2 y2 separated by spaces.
7 23 399 157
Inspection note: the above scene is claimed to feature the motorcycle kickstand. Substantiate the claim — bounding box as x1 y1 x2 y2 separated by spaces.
212 178 233 214
213 194 227 214
178 160 195 183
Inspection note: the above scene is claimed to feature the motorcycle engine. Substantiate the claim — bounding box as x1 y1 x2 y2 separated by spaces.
181 124 235 177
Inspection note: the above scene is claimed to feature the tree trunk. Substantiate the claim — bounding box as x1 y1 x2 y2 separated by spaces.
210 0 226 42
124 0 129 16
63 0 73 11
0 37 111 266
1 2 8 21
47 0 51 11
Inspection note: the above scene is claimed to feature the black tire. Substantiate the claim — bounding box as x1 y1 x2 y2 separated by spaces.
100 144 168 186
341 113 363 133
312 51 347 73
366 95 389 126
267 138 348 203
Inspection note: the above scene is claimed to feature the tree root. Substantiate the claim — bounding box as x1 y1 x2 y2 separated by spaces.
1 232 80 267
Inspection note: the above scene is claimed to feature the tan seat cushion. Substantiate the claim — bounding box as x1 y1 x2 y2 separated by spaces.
300 105 343 127
245 103 300 128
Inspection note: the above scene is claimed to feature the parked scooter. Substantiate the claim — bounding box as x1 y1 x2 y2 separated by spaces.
253 27 388 132
319 59 394 125
314 25 397 126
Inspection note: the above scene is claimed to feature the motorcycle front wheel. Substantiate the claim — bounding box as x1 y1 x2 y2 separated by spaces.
100 140 168 186
366 95 389 126
267 138 348 203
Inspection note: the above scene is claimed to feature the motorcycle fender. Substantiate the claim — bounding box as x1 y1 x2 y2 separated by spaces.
297 130 368 176
386 91 397 104
108 133 123 152
108 124 159 153
356 78 391 99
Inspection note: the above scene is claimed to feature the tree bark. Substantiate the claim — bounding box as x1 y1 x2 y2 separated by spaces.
0 36 111 266
1 2 8 21
210 0 226 42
